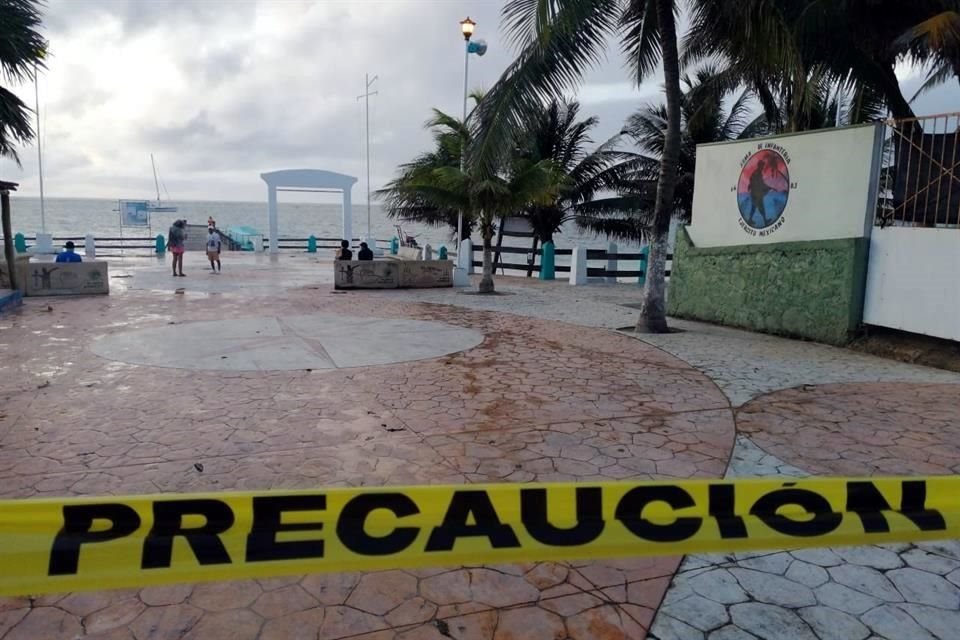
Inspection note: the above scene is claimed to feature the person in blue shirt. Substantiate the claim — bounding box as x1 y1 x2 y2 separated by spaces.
55 241 82 263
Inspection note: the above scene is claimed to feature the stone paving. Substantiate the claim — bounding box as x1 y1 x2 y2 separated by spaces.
1 253 959 639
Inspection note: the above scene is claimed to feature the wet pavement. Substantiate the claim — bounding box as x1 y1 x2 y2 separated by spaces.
0 252 958 639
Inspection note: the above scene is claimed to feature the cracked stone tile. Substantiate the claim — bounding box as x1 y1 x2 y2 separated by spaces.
896 603 960 640
798 606 871 640
827 565 904 603
729 603 817 640
687 568 749 605
729 569 817 608
658 594 729 632
785 561 830 589
861 606 938 640
648 614 705 640
886 568 960 609
901 548 960 575
814 582 884 615
736 552 793 575
833 547 904 571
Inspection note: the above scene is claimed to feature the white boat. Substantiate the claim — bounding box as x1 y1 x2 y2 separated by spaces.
147 154 178 213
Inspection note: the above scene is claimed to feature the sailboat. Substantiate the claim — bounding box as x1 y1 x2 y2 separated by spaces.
147 154 178 213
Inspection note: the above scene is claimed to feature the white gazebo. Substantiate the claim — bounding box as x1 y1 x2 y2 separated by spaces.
260 169 358 255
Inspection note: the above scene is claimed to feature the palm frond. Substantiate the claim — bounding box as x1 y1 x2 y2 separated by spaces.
471 0 621 174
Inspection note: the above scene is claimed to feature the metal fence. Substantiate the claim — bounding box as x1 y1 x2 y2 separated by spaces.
876 112 960 228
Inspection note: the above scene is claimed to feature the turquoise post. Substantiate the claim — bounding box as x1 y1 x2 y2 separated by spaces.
438 246 448 260
14 233 26 253
390 237 399 255
638 245 649 287
155 234 165 255
307 235 317 253
539 241 556 280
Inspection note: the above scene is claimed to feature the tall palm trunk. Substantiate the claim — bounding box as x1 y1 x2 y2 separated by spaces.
637 0 681 334
2 190 16 291
479 225 495 294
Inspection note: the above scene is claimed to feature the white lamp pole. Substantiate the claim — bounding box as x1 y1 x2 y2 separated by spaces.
457 17 476 257
34 61 46 234
357 73 378 240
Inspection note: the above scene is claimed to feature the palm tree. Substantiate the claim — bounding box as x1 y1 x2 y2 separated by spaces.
378 109 477 241
685 0 959 122
379 108 560 293
576 66 757 241
1 0 46 291
900 10 960 99
471 0 683 333
514 99 626 245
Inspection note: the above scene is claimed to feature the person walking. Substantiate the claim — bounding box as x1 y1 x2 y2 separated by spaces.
167 219 186 276
206 227 222 273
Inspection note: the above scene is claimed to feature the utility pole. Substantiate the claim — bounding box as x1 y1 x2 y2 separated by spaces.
357 74 378 240
34 61 45 234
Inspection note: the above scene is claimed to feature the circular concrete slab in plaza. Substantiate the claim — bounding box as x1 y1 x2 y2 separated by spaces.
90 314 485 371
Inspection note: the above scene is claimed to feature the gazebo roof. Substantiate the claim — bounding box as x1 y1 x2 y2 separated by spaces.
260 169 357 191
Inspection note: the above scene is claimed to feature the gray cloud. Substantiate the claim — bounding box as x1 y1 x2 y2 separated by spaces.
1 0 957 204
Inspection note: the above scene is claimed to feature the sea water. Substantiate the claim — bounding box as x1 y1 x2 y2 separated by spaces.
6 196 637 254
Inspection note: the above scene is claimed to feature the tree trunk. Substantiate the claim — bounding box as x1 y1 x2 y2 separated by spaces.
479 230 495 293
2 190 16 291
878 62 915 121
636 0 681 334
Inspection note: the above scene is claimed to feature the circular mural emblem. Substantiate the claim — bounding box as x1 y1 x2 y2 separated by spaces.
737 148 791 231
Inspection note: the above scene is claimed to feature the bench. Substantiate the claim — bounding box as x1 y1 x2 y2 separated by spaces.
18 260 110 296
334 259 453 289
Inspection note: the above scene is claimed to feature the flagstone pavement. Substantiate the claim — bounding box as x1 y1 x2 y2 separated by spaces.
1 253 958 640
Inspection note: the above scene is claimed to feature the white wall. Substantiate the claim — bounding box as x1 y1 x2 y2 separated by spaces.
863 227 960 341
689 124 880 247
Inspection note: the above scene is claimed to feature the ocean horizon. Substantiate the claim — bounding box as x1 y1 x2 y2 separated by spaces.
4 196 643 253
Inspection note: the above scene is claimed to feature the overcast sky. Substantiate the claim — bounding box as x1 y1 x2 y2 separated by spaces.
1 0 957 203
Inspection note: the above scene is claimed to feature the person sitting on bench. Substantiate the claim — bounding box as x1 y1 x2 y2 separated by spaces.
358 242 374 261
336 239 353 260
55 241 82 263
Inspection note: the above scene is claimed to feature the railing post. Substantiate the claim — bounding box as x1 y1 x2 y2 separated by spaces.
155 234 165 255
422 243 433 260
439 246 448 260
569 246 587 286
14 233 26 253
85 234 96 258
390 237 399 255
606 241 618 283
539 241 555 280
307 235 317 253
462 238 474 274
638 245 648 287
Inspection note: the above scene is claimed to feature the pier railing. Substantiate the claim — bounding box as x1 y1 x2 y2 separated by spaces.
470 244 671 285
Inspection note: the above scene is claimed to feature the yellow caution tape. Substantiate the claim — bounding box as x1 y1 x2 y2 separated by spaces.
1 476 957 596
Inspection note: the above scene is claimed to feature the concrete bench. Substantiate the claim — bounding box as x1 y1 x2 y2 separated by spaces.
334 259 453 289
19 260 110 296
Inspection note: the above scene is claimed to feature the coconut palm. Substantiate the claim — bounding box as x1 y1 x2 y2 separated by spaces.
576 66 757 241
472 0 683 333
0 0 45 163
513 99 628 245
685 0 959 122
1 0 45 292
900 10 960 99
379 107 560 293
378 109 477 241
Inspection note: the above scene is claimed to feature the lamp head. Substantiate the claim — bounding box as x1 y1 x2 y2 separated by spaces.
460 17 476 40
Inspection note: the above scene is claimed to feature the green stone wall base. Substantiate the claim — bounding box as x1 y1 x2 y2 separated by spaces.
667 228 869 345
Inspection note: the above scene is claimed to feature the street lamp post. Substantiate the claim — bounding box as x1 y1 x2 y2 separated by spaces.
456 17 486 271
34 61 45 235
457 17 475 258
357 73 378 242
